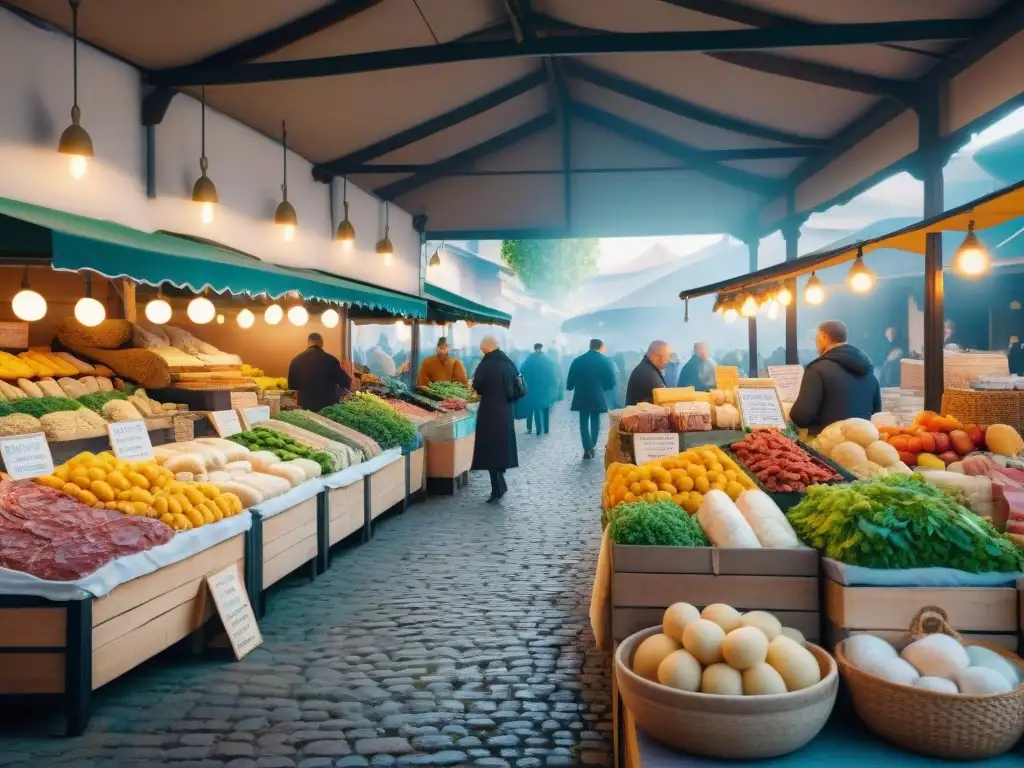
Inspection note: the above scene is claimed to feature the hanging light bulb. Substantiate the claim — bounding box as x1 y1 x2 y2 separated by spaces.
11 267 47 322
237 308 255 329
321 308 340 328
953 220 991 277
712 296 723 315
274 120 298 242
376 202 394 265
216 313 225 325
335 176 355 249
58 0 93 180
74 273 105 327
187 294 215 324
804 272 826 305
287 305 308 326
428 241 443 268
723 307 738 324
192 88 218 224
144 288 172 324
776 284 793 306
740 294 758 318
846 249 876 293
264 304 283 325
766 300 779 320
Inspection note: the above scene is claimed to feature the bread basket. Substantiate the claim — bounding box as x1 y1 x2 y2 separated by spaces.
835 606 1024 759
614 626 839 759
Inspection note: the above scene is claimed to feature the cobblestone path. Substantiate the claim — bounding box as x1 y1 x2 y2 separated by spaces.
1 403 611 768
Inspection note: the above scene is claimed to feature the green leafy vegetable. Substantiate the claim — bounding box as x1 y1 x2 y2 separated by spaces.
10 396 83 418
787 474 1024 573
76 390 129 413
423 381 472 401
0 402 13 418
607 501 710 547
227 426 335 474
321 393 416 450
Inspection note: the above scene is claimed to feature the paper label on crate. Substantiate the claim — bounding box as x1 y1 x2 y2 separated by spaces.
209 409 243 437
767 365 805 403
206 563 262 661
240 405 271 430
107 420 154 461
0 322 29 349
0 432 54 479
737 386 787 430
633 433 681 465
715 365 739 391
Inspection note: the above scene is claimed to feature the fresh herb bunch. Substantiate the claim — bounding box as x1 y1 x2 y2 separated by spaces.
228 427 335 474
320 393 416 450
424 381 472 401
607 501 710 547
787 474 1024 573
76 390 129 413
10 396 83 418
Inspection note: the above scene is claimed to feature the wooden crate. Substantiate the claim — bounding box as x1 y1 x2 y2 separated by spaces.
610 545 820 645
409 447 425 494
262 498 318 589
824 579 1020 651
900 353 1009 391
328 480 364 546
426 434 475 479
370 459 405 519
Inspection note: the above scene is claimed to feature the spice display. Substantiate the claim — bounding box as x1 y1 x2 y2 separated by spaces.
606 500 709 546
321 393 416 450
731 430 842 492
786 475 1024 572
273 410 382 460
39 409 109 440
0 478 173 581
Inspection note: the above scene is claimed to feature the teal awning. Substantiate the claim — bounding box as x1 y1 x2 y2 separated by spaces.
0 197 426 317
422 282 512 327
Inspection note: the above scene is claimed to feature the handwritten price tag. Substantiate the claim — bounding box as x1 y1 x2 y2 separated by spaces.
0 432 54 479
633 433 681 465
107 420 154 461
737 386 787 430
240 405 271 430
209 410 243 437
206 564 262 660
767 365 805 403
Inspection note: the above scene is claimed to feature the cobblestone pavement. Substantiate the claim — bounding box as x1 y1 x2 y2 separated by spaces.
1 403 611 768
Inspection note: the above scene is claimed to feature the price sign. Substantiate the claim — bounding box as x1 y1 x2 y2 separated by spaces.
206 564 262 660
0 322 29 349
715 365 739 391
0 432 54 479
107 420 154 461
737 386 787 430
240 405 271 430
633 433 681 465
767 365 805 403
209 410 243 437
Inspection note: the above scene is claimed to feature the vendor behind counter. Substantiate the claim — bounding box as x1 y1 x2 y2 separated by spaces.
417 337 468 387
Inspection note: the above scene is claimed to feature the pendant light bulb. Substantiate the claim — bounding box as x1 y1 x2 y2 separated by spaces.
723 307 738 324
274 120 298 241
766 300 779 320
192 88 218 224
376 202 394 264
287 305 309 327
776 285 793 306
428 241 443 268
145 293 172 324
740 294 758 318
216 313 225 325
804 273 826 305
953 221 991 277
237 308 255 329
74 297 105 327
187 295 215 324
335 177 356 248
846 251 876 294
264 304 283 325
58 0 94 180
321 308 340 329
12 268 47 322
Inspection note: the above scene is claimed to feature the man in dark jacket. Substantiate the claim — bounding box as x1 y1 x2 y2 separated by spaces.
471 336 519 502
287 333 352 412
566 339 617 459
520 343 559 435
790 320 882 431
626 341 671 406
677 342 716 391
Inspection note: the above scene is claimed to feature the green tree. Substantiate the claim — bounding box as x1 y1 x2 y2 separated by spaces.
500 239 600 299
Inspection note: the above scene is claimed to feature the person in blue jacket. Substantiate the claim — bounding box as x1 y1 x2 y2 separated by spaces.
520 343 560 435
566 339 617 460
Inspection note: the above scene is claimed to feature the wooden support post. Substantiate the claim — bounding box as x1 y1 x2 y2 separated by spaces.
340 306 351 364
782 207 801 365
747 239 759 378
918 93 945 412
122 280 137 322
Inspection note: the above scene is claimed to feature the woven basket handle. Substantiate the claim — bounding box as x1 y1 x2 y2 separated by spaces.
909 606 963 642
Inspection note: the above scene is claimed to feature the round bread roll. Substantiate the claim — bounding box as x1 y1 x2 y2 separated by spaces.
663 602 701 642
682 618 726 666
657 649 703 692
739 610 782 641
701 603 742 633
701 663 743 695
722 626 769 671
633 633 682 681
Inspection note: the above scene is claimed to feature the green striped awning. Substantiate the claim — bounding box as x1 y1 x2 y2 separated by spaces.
422 282 512 327
0 197 426 317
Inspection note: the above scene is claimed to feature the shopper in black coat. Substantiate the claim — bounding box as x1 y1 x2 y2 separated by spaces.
471 337 519 502
790 320 882 432
287 333 352 412
566 339 617 459
625 341 671 406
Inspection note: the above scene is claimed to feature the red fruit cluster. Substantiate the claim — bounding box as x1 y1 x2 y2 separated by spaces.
731 430 842 493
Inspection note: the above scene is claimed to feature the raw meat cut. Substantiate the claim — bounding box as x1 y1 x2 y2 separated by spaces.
0 478 172 581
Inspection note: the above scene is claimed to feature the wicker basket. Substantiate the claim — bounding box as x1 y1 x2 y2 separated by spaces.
614 626 839 759
941 389 1022 431
836 607 1024 760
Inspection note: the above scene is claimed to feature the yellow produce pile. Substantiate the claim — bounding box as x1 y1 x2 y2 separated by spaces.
36 451 243 532
602 446 756 514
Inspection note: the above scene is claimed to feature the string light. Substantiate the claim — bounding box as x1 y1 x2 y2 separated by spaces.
237 309 255 329
145 291 172 324
846 249 876 293
321 308 340 328
74 273 105 327
776 285 793 306
953 220 991 277
187 295 215 324
804 272 826 305
287 305 309 326
264 304 283 325
11 267 47 322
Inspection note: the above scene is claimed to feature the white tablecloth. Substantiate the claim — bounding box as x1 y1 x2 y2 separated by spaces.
320 448 403 490
251 477 325 520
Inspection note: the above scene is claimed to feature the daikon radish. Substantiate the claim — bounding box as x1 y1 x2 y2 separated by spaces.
696 489 760 548
735 490 802 548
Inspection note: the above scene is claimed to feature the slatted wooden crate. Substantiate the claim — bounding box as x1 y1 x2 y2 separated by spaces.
370 459 405 519
328 480 364 546
261 498 318 589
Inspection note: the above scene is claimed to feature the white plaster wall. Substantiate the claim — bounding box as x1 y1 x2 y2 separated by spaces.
0 7 420 296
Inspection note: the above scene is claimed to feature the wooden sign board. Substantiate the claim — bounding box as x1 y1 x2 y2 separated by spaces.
107 420 154 461
767 365 805 403
240 405 271 430
633 433 681 465
0 322 29 349
209 410 243 437
736 385 787 430
0 432 54 479
206 563 262 660
714 366 739 391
